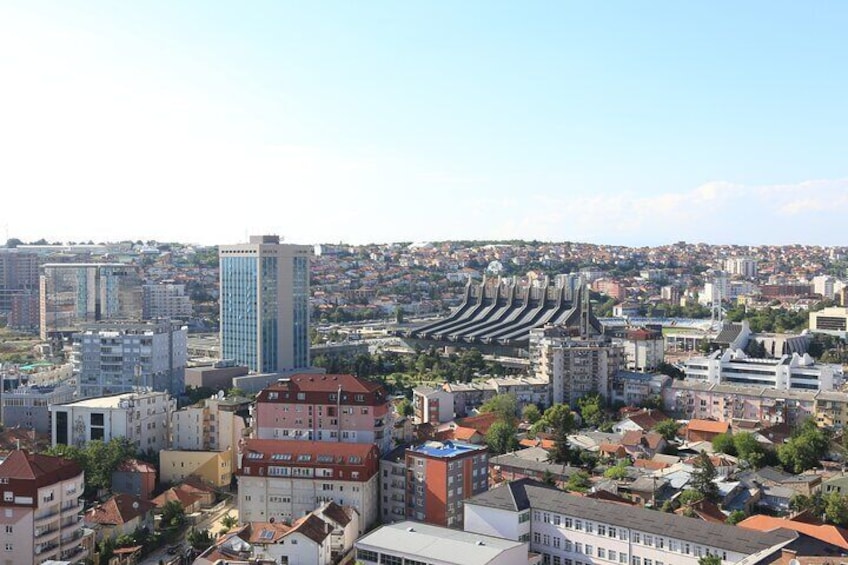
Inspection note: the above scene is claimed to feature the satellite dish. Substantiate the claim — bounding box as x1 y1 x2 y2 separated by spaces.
132 502 139 510
788 560 800 565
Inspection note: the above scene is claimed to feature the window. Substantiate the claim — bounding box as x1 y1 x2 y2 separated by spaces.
598 548 605 559
609 550 616 561
575 520 583 531
3 526 10 534
4 544 10 551
632 558 641 565
543 534 550 546
565 517 573 528
543 512 551 523
575 543 582 553
553 537 561 549
633 533 640 544
379 553 402 565
619 554 628 564
585 545 593 556
598 525 606 536
519 511 530 523
553 514 561 526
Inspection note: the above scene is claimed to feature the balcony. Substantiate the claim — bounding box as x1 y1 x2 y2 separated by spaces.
35 541 59 555
34 509 60 526
61 501 83 518
35 526 60 540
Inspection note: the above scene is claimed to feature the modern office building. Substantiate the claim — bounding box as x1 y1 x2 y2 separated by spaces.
381 440 489 528
40 263 143 340
50 390 174 453
72 320 187 397
809 306 848 338
0 450 87 564
253 373 393 454
142 282 193 320
219 235 313 373
0 249 39 323
464 479 796 565
683 348 843 391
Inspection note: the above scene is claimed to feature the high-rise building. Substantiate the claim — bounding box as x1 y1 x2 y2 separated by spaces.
72 320 187 397
142 282 193 320
39 263 143 340
0 249 39 323
219 235 312 373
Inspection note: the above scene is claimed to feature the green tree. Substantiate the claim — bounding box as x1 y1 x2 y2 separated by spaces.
790 493 825 517
397 398 414 418
479 394 518 423
565 471 591 493
678 489 704 506
711 433 737 456
532 404 576 436
778 420 830 473
690 451 719 503
698 555 722 565
485 420 519 455
541 469 557 487
653 419 681 442
732 432 765 468
187 528 214 551
725 510 746 525
161 500 186 528
604 461 629 480
548 425 572 465
522 404 541 424
221 513 238 529
577 394 605 428
825 492 848 527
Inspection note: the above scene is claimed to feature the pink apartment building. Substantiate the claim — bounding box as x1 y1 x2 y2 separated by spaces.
254 374 394 454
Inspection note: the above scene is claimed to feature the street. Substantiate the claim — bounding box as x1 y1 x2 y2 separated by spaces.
138 501 237 565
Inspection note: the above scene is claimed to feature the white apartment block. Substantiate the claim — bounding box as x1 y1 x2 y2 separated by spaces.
0 451 87 565
723 257 757 279
142 282 193 320
170 395 249 469
73 321 188 397
464 479 796 565
684 348 843 391
50 390 175 453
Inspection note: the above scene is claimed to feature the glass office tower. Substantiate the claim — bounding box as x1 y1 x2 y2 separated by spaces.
219 235 312 373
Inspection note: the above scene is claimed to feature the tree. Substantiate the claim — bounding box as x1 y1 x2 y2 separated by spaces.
548 425 572 465
479 394 518 423
711 433 737 456
187 528 214 551
565 471 591 493
825 492 848 527
161 500 186 528
577 394 605 428
485 420 519 455
733 432 765 468
532 404 576 436
221 513 238 529
690 451 719 503
678 489 704 507
604 461 629 480
698 555 722 565
653 419 681 442
725 510 746 525
790 493 825 517
778 420 830 473
522 404 541 424
397 398 414 418
541 469 557 487
45 437 136 497
4 238 22 248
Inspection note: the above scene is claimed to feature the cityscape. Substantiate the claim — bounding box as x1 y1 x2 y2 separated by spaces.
3 2 848 565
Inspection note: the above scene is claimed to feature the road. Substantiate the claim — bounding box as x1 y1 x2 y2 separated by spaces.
139 501 236 565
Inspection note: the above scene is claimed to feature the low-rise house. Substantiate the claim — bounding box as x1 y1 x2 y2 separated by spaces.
614 408 670 433
489 447 580 488
684 419 730 443
739 515 848 552
152 486 202 515
84 494 155 542
111 458 157 500
621 430 668 458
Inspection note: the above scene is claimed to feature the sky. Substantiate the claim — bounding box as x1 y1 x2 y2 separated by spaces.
2 1 847 247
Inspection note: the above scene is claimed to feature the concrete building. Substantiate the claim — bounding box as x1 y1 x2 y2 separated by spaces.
530 327 625 405
219 235 313 373
159 449 232 488
50 390 174 453
412 385 455 425
614 328 664 372
40 263 143 340
83 493 155 543
0 249 39 320
724 257 758 279
809 306 848 338
111 459 157 500
253 374 393 455
236 438 380 531
355 521 530 565
72 320 187 397
170 394 249 470
684 348 842 391
464 479 796 565
0 450 86 565
381 440 489 529
609 371 671 408
142 282 192 320
184 363 249 391
0 381 76 434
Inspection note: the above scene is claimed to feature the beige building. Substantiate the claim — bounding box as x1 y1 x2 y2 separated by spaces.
810 306 848 337
170 394 250 470
159 449 233 489
0 450 87 565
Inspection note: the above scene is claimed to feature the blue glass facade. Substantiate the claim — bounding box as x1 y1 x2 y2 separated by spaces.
292 255 309 368
220 256 259 371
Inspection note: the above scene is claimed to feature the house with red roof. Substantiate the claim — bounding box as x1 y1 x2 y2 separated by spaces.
684 419 730 443
111 458 157 500
84 493 156 542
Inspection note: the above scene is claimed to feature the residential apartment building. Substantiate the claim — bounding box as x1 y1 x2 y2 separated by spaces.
40 263 143 340
159 449 232 488
381 440 489 528
412 385 455 425
50 390 174 453
530 327 625 405
464 479 796 565
0 249 39 319
142 282 193 320
253 374 393 455
614 328 664 372
237 438 380 531
0 450 86 565
0 381 76 434
219 235 313 373
684 348 843 391
170 394 250 469
724 257 758 279
72 320 187 397
609 371 670 408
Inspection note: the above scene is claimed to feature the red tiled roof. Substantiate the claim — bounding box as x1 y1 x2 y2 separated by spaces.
115 458 157 474
290 514 331 544
739 515 848 550
0 450 82 487
634 459 669 471
674 499 727 524
152 487 201 510
247 521 292 543
621 430 644 447
242 439 377 464
263 374 383 394
85 494 155 526
624 410 669 430
455 412 499 435
686 420 730 434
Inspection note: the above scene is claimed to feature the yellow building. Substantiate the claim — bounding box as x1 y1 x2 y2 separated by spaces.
814 391 848 429
159 449 232 488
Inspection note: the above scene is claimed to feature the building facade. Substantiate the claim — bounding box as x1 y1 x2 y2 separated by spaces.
684 348 843 391
464 479 796 565
50 390 174 453
40 263 143 340
73 320 187 397
219 235 313 373
253 374 393 455
0 249 39 320
0 381 76 434
0 450 86 565
530 328 625 405
171 395 250 469
142 282 193 320
236 439 380 531
809 306 848 338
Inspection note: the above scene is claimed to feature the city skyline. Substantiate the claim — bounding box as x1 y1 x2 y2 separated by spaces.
2 2 847 247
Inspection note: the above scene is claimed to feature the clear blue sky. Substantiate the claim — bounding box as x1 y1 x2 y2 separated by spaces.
2 1 847 246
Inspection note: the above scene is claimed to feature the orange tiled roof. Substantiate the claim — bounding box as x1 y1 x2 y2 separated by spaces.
686 419 730 434
738 514 848 550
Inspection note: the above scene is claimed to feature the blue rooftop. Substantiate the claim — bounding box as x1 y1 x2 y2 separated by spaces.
409 440 485 459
